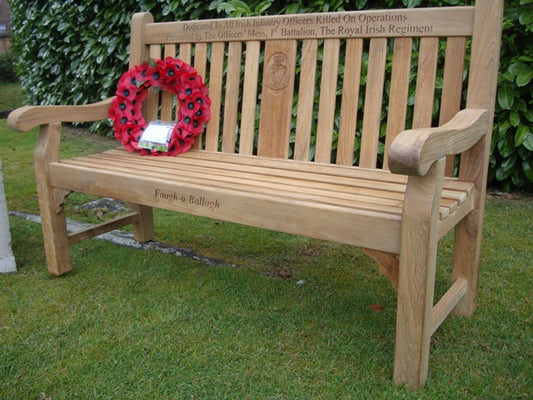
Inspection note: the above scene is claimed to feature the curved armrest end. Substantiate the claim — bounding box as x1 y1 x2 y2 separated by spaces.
388 109 489 176
7 97 115 132
7 106 35 132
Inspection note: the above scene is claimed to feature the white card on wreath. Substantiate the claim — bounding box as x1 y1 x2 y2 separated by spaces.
139 121 175 152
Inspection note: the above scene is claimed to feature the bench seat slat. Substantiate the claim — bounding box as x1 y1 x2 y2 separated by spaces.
73 154 463 220
90 149 473 207
84 150 469 207
56 149 473 228
175 150 474 202
66 155 406 211
49 163 404 254
81 151 410 200
62 158 408 217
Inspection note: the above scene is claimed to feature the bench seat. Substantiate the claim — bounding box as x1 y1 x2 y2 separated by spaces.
52 149 474 254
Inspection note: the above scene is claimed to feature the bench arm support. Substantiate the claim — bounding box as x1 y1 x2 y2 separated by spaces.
388 109 489 176
7 97 115 132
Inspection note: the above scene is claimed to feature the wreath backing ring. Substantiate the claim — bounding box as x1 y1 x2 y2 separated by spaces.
109 57 211 156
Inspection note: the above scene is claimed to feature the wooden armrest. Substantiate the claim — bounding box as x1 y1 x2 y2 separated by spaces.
388 109 489 176
7 97 115 132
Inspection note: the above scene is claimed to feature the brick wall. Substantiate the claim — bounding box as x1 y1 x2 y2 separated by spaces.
0 0 11 51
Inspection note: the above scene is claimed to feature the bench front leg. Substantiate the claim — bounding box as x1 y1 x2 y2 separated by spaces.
34 123 72 275
393 158 445 388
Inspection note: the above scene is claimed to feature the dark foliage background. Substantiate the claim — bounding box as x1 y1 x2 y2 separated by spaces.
7 0 532 190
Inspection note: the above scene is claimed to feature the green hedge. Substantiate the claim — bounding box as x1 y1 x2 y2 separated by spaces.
8 0 532 190
0 51 18 83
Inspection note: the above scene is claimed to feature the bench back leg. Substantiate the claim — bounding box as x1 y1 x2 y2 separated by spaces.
393 159 445 388
34 123 72 276
131 204 155 243
452 0 504 316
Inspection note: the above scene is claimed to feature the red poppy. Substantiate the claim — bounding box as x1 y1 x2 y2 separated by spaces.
135 64 161 88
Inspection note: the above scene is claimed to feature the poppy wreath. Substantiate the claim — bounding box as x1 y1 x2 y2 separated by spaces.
109 57 211 156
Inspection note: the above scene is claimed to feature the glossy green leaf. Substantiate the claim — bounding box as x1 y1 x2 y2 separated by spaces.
255 1 272 14
497 134 515 158
509 111 520 127
522 132 533 151
522 158 533 182
514 124 530 147
497 84 515 110
517 69 533 87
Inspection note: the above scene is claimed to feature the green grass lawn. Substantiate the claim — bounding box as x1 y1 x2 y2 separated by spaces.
0 111 531 399
0 82 26 111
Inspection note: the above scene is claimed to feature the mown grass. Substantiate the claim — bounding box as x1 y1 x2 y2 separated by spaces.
0 83 25 111
0 110 531 399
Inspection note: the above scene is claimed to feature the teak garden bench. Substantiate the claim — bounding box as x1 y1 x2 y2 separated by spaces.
8 0 503 388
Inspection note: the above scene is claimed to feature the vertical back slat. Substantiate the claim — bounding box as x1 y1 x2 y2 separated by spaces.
440 36 466 175
179 43 192 64
239 41 261 155
337 38 363 166
192 42 208 150
222 42 242 153
315 39 340 164
383 37 412 170
412 37 439 129
204 42 225 152
258 40 297 158
294 39 318 162
161 44 176 121
193 43 208 78
359 38 387 168
145 45 162 122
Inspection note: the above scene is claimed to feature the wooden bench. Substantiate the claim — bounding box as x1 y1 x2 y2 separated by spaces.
8 0 503 388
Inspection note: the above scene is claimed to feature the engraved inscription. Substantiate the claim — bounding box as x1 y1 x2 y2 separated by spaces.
265 52 290 90
154 189 220 211
162 9 454 43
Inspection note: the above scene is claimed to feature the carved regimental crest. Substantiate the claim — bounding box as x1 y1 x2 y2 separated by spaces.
265 52 290 90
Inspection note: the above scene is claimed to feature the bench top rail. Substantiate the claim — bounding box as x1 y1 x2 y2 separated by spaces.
144 7 475 43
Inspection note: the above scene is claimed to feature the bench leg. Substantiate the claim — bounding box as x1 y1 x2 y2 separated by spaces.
131 204 154 242
39 195 71 275
451 200 482 316
34 123 72 275
451 137 489 316
393 159 444 389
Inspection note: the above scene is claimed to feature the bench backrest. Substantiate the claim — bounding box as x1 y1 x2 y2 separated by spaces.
130 0 502 177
